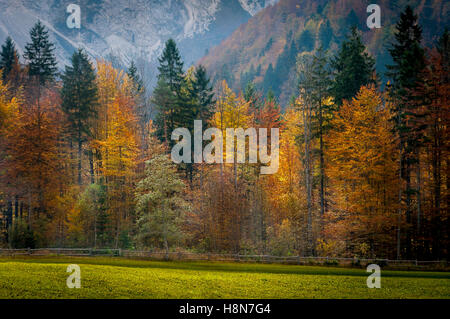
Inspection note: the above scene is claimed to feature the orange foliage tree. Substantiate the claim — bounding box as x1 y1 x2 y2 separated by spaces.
325 85 398 257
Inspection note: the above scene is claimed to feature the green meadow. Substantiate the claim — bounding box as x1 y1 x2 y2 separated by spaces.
0 257 449 299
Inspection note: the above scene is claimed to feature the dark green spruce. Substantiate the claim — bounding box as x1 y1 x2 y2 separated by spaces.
330 26 376 105
153 39 188 145
0 36 19 81
387 5 426 260
61 48 99 185
24 20 57 86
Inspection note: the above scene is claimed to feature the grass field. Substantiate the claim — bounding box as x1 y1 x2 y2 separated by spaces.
0 256 449 298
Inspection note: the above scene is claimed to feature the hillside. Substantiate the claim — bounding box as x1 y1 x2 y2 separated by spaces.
0 0 276 86
198 0 449 106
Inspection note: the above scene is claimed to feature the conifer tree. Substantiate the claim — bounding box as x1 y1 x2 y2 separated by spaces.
61 48 99 185
297 30 315 52
153 39 190 145
330 27 375 105
297 48 334 250
0 36 18 81
437 29 449 82
319 20 333 49
157 39 184 92
24 20 57 86
127 60 144 95
153 77 177 143
310 47 333 220
262 63 275 94
244 81 263 117
21 20 58 220
387 6 426 259
190 65 214 123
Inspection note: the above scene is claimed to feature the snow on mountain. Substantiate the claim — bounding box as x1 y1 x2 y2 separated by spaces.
238 0 277 16
0 0 277 79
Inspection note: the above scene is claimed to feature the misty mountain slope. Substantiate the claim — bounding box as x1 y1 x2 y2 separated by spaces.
0 0 277 82
179 0 252 66
199 0 449 106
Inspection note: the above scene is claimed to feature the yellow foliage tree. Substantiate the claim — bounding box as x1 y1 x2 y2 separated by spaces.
326 85 398 257
0 71 20 132
264 106 306 253
91 60 139 247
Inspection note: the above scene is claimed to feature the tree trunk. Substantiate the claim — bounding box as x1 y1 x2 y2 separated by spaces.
319 104 325 231
416 151 422 258
94 214 97 248
303 100 313 256
164 236 169 260
27 194 32 228
36 77 44 218
14 196 19 219
432 132 442 259
405 162 412 259
89 149 95 184
70 140 75 183
78 131 82 186
6 200 13 231
397 146 402 260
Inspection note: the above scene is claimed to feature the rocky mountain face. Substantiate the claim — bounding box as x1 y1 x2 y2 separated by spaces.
199 0 449 106
0 0 277 85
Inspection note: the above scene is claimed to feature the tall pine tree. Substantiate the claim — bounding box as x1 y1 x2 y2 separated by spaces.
310 47 333 221
387 6 426 259
21 20 58 219
297 47 334 245
61 48 99 185
0 36 19 82
24 20 57 86
153 39 189 145
190 65 214 123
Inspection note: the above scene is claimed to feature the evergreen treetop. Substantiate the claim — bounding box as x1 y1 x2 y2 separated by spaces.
0 36 19 81
330 27 376 104
61 48 98 141
190 65 214 122
157 38 184 92
387 5 425 97
127 60 145 95
24 20 58 85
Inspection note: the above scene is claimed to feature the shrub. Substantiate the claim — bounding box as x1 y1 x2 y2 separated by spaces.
8 218 36 248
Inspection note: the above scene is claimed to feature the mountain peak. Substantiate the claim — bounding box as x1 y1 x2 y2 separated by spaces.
0 0 277 84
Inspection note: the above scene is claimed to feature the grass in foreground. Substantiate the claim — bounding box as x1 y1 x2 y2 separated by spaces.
0 256 449 298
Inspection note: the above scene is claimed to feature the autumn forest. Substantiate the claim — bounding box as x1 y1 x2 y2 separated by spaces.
0 6 448 262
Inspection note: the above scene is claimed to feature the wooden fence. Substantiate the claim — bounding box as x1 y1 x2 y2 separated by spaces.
0 248 448 268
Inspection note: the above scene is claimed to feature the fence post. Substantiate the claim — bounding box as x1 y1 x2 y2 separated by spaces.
27 247 31 255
